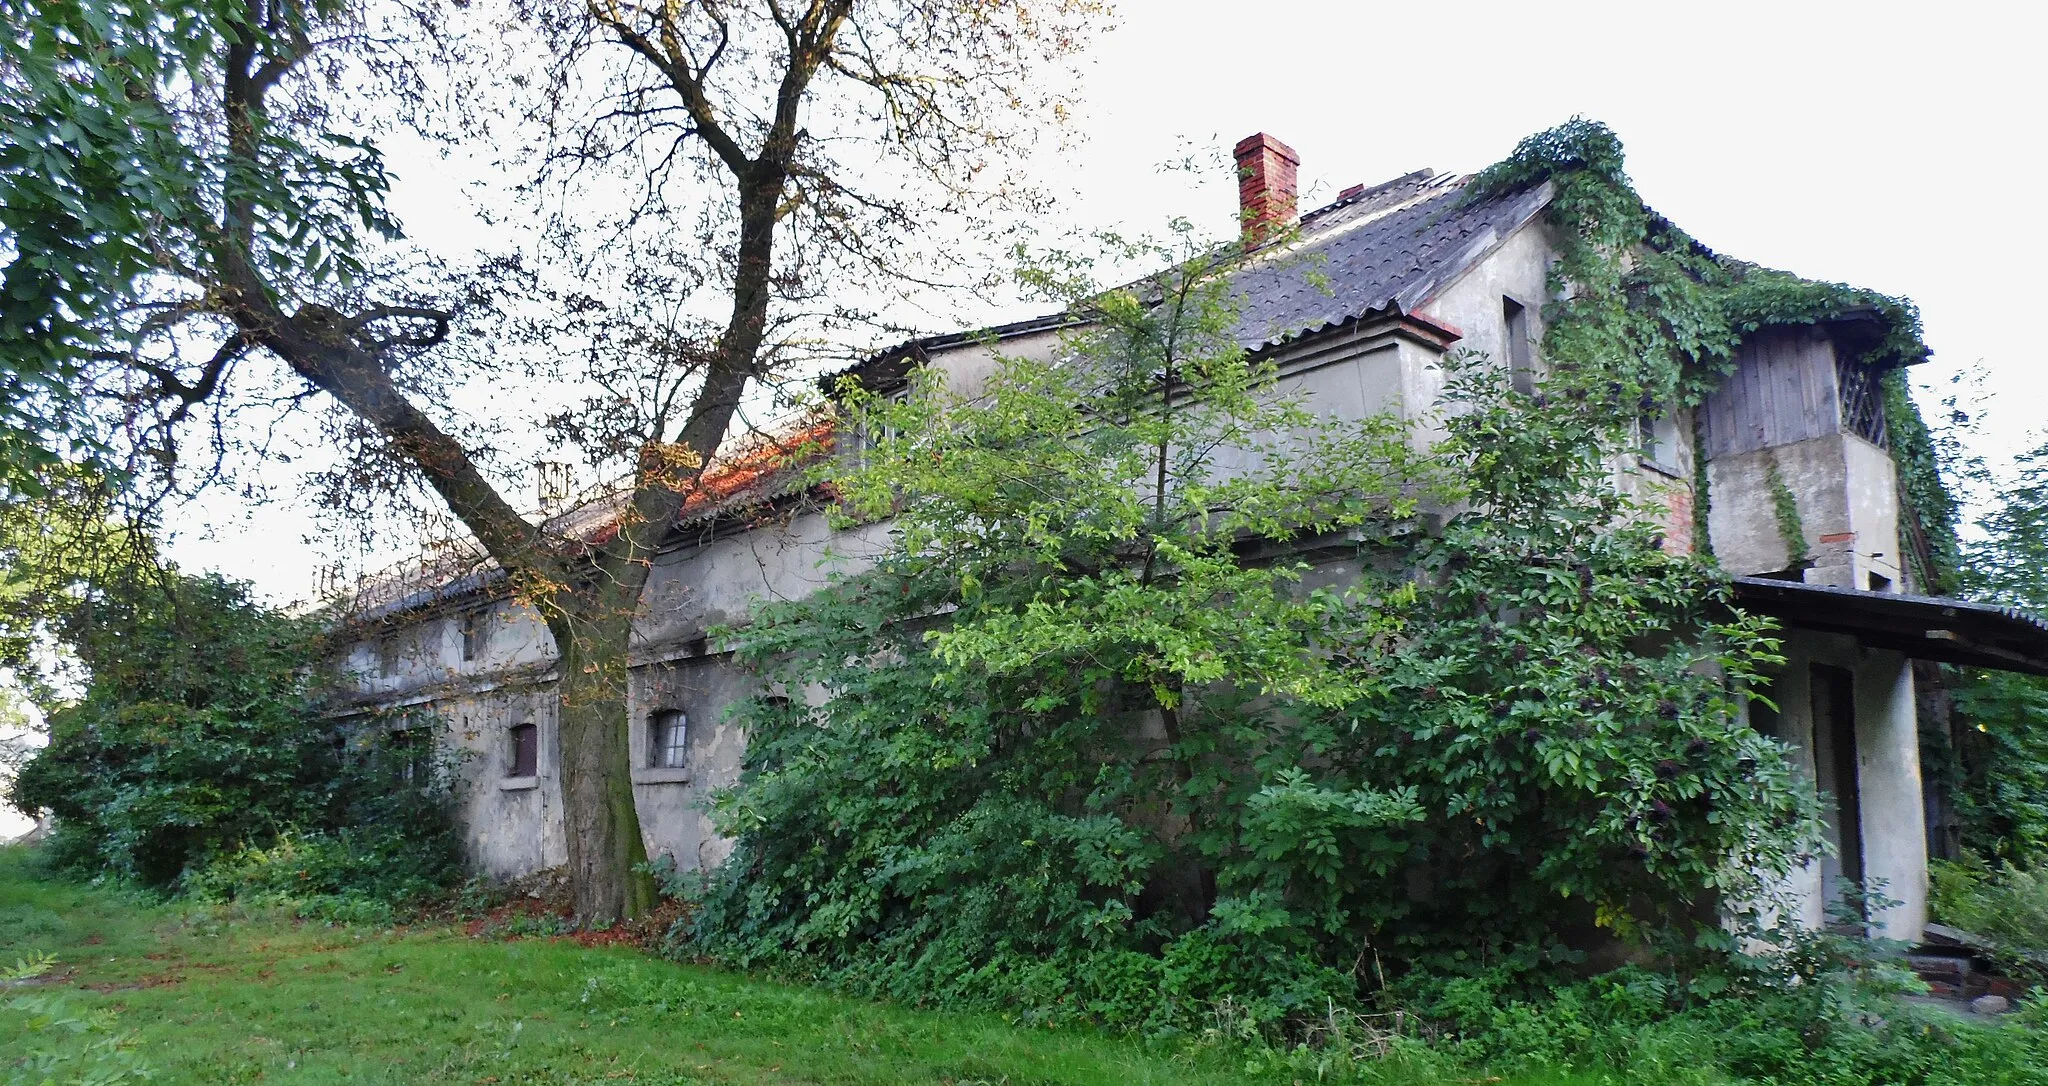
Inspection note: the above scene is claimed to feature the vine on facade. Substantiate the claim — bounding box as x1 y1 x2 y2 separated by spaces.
1464 119 1957 586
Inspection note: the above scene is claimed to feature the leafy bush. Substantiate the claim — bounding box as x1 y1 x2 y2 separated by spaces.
9 569 463 907
684 203 1821 1034
1930 854 2048 984
1396 916 2048 1086
1924 439 2048 858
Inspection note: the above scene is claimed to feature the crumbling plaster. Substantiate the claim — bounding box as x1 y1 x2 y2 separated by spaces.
1707 432 1905 590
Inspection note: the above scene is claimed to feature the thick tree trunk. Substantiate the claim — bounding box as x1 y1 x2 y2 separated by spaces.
205 16 823 926
549 589 657 920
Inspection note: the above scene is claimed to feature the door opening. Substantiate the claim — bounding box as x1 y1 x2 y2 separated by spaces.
1809 664 1865 924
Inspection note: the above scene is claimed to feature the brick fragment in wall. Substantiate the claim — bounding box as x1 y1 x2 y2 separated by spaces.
1661 488 1695 556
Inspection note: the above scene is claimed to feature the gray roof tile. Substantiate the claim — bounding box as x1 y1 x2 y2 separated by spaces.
1229 172 1552 349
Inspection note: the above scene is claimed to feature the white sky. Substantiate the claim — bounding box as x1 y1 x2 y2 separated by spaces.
159 0 2048 605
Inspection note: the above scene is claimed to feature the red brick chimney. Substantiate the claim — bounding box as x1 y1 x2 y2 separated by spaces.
1234 132 1299 250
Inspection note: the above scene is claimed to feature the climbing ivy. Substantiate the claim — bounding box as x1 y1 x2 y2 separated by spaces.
1763 455 1810 568
1465 119 1956 587
1882 369 1961 593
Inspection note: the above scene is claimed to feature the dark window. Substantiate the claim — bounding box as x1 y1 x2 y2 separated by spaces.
1810 664 1865 923
461 611 486 662
387 728 431 783
377 634 400 674
650 710 687 769
1836 356 1889 448
509 722 538 778
1637 409 1684 473
391 729 415 782
1503 297 1535 395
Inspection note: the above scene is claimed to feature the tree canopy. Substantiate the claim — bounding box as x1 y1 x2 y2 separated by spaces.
0 0 1102 918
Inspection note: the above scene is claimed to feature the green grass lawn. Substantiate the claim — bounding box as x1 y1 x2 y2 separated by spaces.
0 847 1600 1085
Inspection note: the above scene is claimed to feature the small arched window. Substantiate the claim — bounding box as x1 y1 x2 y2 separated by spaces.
508 722 538 778
650 710 687 769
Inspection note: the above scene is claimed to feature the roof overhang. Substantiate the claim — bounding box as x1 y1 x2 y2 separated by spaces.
1732 577 2048 676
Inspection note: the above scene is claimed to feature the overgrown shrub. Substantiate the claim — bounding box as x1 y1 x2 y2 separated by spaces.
9 569 463 906
684 154 1833 1031
1930 854 2048 984
1927 439 2048 858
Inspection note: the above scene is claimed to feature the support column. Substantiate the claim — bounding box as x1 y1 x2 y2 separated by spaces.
1854 650 1927 941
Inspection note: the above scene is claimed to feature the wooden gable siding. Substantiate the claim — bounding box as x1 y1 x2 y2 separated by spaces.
1701 327 1841 459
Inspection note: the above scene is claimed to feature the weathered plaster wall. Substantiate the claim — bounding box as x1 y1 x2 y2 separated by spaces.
1753 632 1926 941
626 654 753 872
1706 432 1904 590
636 511 891 649
1416 219 1554 383
435 684 563 879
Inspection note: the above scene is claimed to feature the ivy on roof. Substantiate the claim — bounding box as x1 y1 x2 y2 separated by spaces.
1465 117 1958 590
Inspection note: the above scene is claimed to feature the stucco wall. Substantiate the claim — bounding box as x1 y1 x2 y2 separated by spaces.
1415 219 1555 383
1706 431 1904 590
1751 632 1926 941
626 654 754 871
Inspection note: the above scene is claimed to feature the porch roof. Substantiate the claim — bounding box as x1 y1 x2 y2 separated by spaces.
1732 577 2048 676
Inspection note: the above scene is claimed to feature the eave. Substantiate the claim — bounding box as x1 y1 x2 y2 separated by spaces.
1732 577 2048 677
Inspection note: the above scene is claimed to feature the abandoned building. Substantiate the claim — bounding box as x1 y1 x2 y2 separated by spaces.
331 131 2048 945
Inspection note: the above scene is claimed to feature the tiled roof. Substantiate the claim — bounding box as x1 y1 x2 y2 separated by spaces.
334 418 836 623
828 169 1555 393
341 167 1559 622
1228 171 1553 350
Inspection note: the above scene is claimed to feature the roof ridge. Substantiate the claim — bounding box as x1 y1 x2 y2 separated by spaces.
1298 168 1438 228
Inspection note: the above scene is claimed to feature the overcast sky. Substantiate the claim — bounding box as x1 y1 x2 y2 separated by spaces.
159 0 2048 604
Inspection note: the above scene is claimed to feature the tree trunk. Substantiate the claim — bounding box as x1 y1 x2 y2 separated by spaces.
549 583 658 920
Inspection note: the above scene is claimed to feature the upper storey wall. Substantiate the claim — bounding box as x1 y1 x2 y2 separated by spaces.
1702 325 1907 591
1416 219 1556 391
336 510 895 703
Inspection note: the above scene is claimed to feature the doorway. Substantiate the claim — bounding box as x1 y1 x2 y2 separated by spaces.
1809 664 1865 923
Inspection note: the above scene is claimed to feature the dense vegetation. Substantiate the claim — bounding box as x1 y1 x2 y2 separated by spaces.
682 121 1902 1029
659 122 2048 1084
1932 437 2048 856
5 545 461 916
1920 436 2048 982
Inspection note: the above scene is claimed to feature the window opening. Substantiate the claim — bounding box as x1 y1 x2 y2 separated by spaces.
508 722 538 778
1836 356 1889 448
1747 678 1782 740
391 729 416 782
1809 664 1865 924
1637 409 1683 472
461 611 485 662
650 709 688 769
1503 297 1536 395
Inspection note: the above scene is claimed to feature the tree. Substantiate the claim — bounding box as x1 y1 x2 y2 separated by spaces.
689 231 1822 1025
1934 438 2048 857
0 0 1098 918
